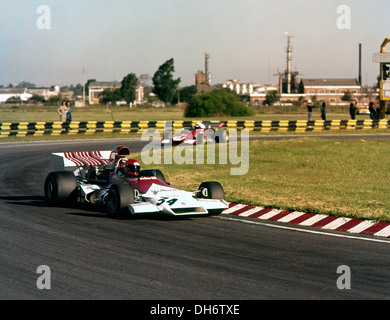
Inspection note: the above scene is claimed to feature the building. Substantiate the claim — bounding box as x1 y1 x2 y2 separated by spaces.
223 80 278 96
0 85 66 103
222 80 279 105
135 82 145 105
28 86 61 101
88 81 145 105
0 88 33 103
88 81 122 104
299 78 363 105
195 72 214 93
247 78 375 106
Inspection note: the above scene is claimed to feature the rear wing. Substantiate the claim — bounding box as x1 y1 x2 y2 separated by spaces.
51 151 112 171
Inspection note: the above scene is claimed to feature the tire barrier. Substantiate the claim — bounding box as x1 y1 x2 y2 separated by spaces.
0 119 389 137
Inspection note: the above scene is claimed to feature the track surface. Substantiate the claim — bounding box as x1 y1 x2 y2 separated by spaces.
0 138 389 299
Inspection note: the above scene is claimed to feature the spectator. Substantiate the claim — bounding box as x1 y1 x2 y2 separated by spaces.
375 107 381 120
321 102 326 121
307 100 313 121
368 102 375 120
349 102 356 120
57 100 68 124
66 101 73 124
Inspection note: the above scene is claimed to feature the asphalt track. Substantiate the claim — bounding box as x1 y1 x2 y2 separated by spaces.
0 136 389 300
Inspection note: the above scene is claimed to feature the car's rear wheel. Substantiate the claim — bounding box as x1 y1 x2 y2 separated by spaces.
106 184 134 218
44 171 78 205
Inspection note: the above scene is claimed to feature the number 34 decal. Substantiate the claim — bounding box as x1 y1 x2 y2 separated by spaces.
156 198 178 206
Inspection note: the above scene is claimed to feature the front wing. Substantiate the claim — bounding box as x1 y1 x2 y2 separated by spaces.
80 183 228 216
128 198 228 216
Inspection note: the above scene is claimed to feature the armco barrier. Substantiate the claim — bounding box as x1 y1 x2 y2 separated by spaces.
0 119 389 137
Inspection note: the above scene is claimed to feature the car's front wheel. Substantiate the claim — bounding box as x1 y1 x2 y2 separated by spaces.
106 184 134 218
198 181 225 200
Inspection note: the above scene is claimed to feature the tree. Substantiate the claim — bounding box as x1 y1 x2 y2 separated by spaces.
5 96 22 104
152 58 181 104
341 91 353 102
16 81 36 88
121 73 138 104
48 95 62 105
264 90 280 106
29 94 46 103
85 79 96 95
172 85 197 104
185 89 254 117
101 88 122 104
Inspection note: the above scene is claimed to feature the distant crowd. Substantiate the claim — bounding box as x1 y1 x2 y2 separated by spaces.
306 100 383 121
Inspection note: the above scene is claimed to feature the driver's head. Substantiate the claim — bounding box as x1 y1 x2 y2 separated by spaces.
110 145 130 162
125 159 141 176
194 122 205 130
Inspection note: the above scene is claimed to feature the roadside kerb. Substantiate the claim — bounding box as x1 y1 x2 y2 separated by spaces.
223 203 390 239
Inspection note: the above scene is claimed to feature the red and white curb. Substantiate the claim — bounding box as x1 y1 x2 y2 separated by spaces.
222 203 390 239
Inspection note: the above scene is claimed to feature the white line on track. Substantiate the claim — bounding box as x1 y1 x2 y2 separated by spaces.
216 216 390 245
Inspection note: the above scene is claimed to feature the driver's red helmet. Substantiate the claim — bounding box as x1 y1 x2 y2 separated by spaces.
125 159 141 176
110 145 130 162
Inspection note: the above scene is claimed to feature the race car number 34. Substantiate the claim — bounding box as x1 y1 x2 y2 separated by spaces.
156 198 178 206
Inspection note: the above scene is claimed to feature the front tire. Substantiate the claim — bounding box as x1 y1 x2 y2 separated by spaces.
44 171 78 205
198 181 225 200
214 129 229 143
106 184 134 218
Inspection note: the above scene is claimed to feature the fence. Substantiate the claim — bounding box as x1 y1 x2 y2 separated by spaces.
0 119 389 137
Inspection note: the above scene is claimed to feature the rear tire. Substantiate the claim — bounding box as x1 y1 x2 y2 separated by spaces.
106 184 134 218
44 171 78 205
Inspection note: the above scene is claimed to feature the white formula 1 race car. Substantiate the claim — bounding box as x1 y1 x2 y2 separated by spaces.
161 121 229 146
44 145 228 218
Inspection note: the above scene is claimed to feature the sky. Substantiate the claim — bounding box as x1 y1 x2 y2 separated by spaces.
0 0 389 88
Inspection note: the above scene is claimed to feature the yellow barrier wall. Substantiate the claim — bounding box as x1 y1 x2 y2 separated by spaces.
0 120 389 137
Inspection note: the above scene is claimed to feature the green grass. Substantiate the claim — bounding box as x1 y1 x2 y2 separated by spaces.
0 103 375 122
140 139 390 222
0 104 186 122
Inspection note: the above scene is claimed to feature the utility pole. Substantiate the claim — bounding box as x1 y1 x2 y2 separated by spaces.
82 68 86 107
205 53 210 85
286 33 293 94
359 43 362 86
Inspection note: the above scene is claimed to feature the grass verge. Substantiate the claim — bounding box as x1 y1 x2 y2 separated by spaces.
139 138 390 222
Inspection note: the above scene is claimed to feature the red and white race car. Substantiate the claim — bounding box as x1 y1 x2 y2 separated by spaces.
44 145 228 218
161 121 229 146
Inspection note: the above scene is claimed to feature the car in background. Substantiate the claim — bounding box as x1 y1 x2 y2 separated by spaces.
356 105 370 115
161 121 229 146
